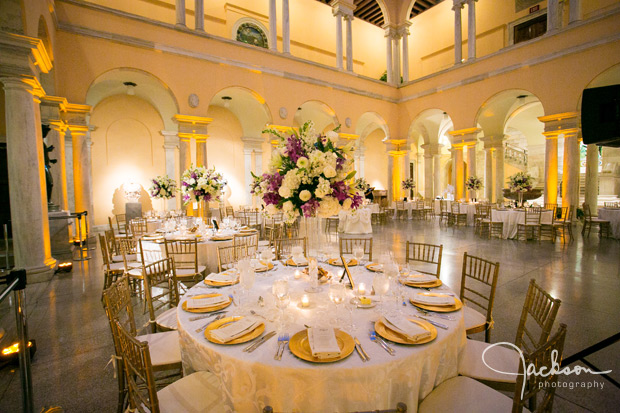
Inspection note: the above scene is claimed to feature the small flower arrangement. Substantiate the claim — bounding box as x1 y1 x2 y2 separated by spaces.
180 165 226 205
257 121 363 222
355 177 370 192
465 176 483 191
149 175 177 199
507 172 534 192
401 178 415 190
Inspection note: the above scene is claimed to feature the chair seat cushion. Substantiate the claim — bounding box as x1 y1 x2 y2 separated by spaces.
419 376 522 413
590 219 609 223
127 268 143 277
463 306 488 332
113 253 136 262
458 339 520 383
137 330 181 368
108 262 125 272
157 370 225 412
156 307 178 330
176 266 206 278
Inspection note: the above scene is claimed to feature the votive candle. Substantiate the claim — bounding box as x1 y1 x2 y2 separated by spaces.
358 283 366 296
301 295 309 308
294 269 302 279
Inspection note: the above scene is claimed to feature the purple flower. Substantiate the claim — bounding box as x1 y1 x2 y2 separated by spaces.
336 157 346 170
330 181 349 202
351 193 364 209
300 199 320 217
285 136 305 164
263 192 281 206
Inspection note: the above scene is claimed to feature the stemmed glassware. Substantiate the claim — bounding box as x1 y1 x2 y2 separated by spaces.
237 260 255 311
328 282 346 326
373 272 390 315
305 257 322 293
353 245 364 265
272 279 290 329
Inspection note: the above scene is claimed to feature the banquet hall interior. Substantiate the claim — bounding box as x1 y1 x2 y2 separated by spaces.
1 0 620 411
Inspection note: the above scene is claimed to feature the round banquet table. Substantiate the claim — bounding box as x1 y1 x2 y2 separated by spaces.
597 208 620 238
177 262 466 412
492 208 554 239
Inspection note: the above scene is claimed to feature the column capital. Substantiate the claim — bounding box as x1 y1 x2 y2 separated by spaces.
0 32 53 78
538 112 580 138
174 114 212 137
465 0 478 4
41 95 69 124
241 136 265 151
395 22 412 37
160 130 180 148
448 127 480 146
452 0 465 10
331 0 355 18
420 143 443 155
1 75 46 99
383 25 401 39
62 102 91 126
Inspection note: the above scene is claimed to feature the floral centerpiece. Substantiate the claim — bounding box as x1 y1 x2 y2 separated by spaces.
254 121 363 223
465 176 483 191
507 172 534 206
401 178 415 191
149 175 177 199
355 177 370 193
180 164 226 205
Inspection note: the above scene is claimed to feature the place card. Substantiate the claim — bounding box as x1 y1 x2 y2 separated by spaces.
308 327 341 359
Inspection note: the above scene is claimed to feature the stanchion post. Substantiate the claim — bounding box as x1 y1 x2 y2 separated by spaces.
10 269 33 413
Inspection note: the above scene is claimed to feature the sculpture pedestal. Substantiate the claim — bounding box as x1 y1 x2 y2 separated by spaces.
125 202 142 222
49 210 72 257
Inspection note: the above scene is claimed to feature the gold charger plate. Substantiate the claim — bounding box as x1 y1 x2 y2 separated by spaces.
182 294 232 313
365 263 402 272
255 261 275 273
374 319 437 345
286 258 308 267
289 329 355 363
211 236 233 241
204 278 239 287
204 316 265 345
328 258 358 267
409 293 463 313
399 278 442 288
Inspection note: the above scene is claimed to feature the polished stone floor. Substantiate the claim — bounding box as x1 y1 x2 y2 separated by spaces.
0 219 618 412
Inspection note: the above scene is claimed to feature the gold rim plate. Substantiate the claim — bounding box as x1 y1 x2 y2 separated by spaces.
255 261 275 273
204 316 265 345
409 293 463 312
286 258 308 267
374 319 437 345
204 278 239 287
211 236 233 241
399 278 442 288
289 329 355 363
182 294 232 313
365 263 403 272
328 258 358 267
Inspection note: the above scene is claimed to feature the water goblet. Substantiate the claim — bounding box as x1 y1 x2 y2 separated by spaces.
353 245 364 265
328 282 346 326
373 273 390 314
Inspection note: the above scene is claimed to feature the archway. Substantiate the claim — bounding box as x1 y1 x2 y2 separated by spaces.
356 112 389 203
293 100 339 133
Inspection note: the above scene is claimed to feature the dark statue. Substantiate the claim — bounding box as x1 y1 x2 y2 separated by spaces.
42 124 58 208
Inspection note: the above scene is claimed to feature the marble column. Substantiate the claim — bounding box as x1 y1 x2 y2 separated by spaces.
392 32 401 83
70 124 93 235
345 14 353 72
334 11 344 70
584 144 599 214
387 155 394 203
450 148 457 193
195 137 207 167
400 25 410 82
467 143 477 200
194 0 204 31
282 0 290 54
466 0 476 61
433 153 442 198
161 131 180 210
385 31 394 84
424 153 433 199
179 135 192 172
544 135 559 206
495 144 505 204
269 0 277 51
547 0 560 32
454 148 465 200
562 131 581 218
1 77 56 281
453 1 463 64
485 147 493 201
569 0 582 24
175 0 186 28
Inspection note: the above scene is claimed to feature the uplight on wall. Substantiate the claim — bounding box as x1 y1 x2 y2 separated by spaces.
123 182 141 202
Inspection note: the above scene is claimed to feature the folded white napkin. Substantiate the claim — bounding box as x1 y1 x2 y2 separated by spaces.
292 256 308 266
255 261 270 271
308 327 341 359
411 293 455 306
404 273 436 284
210 317 262 343
381 315 431 341
260 250 274 261
205 271 238 283
186 295 229 309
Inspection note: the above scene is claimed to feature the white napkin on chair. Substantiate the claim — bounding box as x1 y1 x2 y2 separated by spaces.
210 317 262 343
186 295 229 309
411 293 455 306
308 327 341 359
381 315 431 341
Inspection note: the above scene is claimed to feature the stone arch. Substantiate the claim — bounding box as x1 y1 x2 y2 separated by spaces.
293 100 339 133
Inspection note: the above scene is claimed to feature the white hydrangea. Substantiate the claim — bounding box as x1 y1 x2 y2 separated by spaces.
282 200 294 211
265 204 278 216
315 177 332 198
342 198 353 210
299 190 311 202
317 196 341 218
323 165 337 179
281 169 302 195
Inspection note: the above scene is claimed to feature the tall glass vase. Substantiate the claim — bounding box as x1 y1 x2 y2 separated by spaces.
301 216 325 259
518 191 524 208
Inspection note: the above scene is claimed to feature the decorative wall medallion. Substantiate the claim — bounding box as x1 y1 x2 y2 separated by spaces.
188 93 199 108
279 107 288 119
345 117 352 127
236 23 268 48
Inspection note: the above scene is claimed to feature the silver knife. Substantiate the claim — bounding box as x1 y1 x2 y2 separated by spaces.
354 337 370 361
414 315 448 330
354 342 367 362
375 335 395 355
244 331 276 353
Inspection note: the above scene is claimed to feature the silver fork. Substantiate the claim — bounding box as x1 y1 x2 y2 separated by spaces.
417 308 455 321
195 313 226 333
276 333 289 360
274 334 284 360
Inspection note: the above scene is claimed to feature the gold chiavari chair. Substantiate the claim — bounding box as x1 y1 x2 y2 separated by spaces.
234 232 259 256
479 208 504 239
582 203 610 238
99 234 125 298
460 253 500 343
115 213 128 235
104 229 123 262
439 200 451 225
225 206 235 218
473 204 490 235
543 203 557 211
217 244 248 272
114 319 224 413
420 324 567 413
260 222 284 250
325 217 340 243
164 239 206 286
274 237 307 260
142 258 180 333
395 200 408 220
458 279 562 392
129 217 148 238
517 208 541 241
103 277 183 413
424 199 435 219
551 206 573 243
380 205 393 221
451 202 467 226
405 242 443 278
339 237 373 261
117 237 144 295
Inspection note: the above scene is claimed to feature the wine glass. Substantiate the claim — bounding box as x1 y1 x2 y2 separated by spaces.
373 273 390 314
353 245 364 265
272 280 290 329
239 267 255 309
328 283 346 326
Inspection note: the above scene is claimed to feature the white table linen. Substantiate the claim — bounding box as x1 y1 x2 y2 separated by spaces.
492 209 554 239
598 208 620 238
338 208 373 234
177 263 466 412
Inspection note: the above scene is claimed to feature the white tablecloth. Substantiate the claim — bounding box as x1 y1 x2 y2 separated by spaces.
391 201 422 219
177 263 466 412
598 208 620 238
492 209 554 239
338 208 373 234
433 201 477 225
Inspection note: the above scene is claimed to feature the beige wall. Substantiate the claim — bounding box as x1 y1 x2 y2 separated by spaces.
364 129 388 191
90 95 166 225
